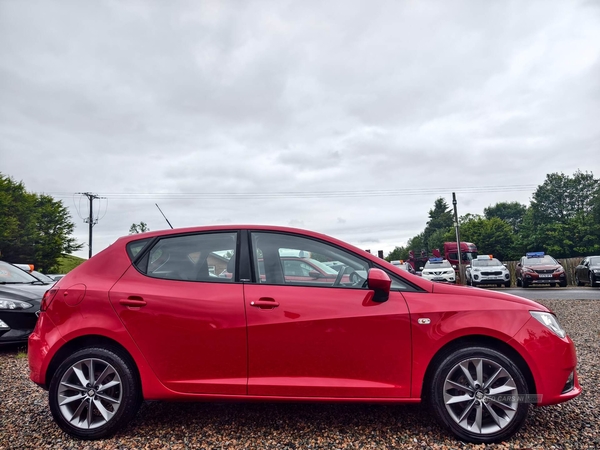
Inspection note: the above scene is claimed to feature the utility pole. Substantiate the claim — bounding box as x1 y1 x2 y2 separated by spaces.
79 192 102 259
452 192 464 285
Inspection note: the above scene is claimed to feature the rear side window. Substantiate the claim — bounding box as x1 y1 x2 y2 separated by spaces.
126 238 152 261
135 232 237 282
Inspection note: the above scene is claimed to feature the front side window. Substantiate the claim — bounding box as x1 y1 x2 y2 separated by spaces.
250 232 369 288
136 232 237 282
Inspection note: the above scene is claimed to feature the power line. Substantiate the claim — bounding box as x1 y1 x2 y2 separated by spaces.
43 184 537 200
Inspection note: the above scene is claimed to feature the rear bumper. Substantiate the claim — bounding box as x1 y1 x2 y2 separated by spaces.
28 312 64 388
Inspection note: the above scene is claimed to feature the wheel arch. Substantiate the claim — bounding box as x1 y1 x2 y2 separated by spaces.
421 334 537 401
45 334 142 393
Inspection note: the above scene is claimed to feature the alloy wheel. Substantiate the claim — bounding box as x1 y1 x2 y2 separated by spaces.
57 358 123 430
443 357 519 435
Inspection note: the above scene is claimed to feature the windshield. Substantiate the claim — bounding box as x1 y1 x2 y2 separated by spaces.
590 256 600 265
525 255 558 265
472 258 502 267
0 261 41 284
425 260 452 269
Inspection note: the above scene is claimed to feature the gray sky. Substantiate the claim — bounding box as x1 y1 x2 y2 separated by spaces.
1 0 599 259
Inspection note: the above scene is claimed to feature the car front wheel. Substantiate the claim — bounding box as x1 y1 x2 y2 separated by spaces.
429 346 530 444
49 347 141 440
590 272 597 287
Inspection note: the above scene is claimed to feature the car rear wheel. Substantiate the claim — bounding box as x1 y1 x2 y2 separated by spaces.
49 347 141 440
429 346 530 444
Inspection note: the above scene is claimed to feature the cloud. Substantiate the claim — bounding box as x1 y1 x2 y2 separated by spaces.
1 0 599 258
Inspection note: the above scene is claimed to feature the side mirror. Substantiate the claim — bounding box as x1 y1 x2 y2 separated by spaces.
419 266 424 270
503 264 507 267
367 268 391 302
452 265 457 269
466 265 471 269
309 270 322 279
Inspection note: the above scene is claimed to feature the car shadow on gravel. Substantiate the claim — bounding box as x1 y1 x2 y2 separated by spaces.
123 401 446 447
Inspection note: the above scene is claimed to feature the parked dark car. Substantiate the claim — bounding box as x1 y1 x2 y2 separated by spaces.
0 260 50 344
575 256 600 287
515 252 567 288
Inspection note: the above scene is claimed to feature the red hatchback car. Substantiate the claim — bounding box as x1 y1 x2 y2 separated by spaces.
28 226 580 443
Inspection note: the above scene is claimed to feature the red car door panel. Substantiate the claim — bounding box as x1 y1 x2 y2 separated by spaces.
109 266 247 395
245 284 411 398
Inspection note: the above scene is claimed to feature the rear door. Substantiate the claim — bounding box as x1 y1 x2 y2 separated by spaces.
109 231 247 395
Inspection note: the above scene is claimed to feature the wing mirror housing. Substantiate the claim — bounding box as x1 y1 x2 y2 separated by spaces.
367 268 391 302
309 270 322 279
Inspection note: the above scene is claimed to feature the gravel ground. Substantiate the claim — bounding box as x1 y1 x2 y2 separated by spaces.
1 299 598 450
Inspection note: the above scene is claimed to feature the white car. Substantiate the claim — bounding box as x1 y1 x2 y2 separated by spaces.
420 258 455 283
466 255 511 287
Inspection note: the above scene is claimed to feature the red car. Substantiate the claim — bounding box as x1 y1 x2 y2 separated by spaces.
28 226 580 443
516 252 567 288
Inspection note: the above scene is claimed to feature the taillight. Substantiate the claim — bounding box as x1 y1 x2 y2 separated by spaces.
40 288 59 311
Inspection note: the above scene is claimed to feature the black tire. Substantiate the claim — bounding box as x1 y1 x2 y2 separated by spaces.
550 283 556 288
516 278 522 287
522 279 528 288
559 280 567 287
504 281 511 288
49 347 141 440
428 346 530 444
590 272 597 287
575 275 584 286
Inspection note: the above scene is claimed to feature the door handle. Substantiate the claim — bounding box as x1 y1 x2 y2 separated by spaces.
250 298 279 309
119 296 147 308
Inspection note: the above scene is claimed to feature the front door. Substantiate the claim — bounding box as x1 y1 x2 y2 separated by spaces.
245 231 411 398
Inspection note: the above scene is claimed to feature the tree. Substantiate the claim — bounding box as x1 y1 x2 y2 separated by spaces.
422 198 453 251
386 246 408 261
484 202 527 233
0 173 83 272
524 171 600 258
456 216 516 261
530 171 599 225
129 222 150 234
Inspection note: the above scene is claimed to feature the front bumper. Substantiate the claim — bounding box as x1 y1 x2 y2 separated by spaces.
472 274 510 284
509 316 581 406
524 273 566 284
422 273 455 283
0 309 38 345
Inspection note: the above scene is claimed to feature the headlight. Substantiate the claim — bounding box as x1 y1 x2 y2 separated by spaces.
473 268 480 272
530 311 566 338
0 299 33 310
593 269 600 274
554 267 564 273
